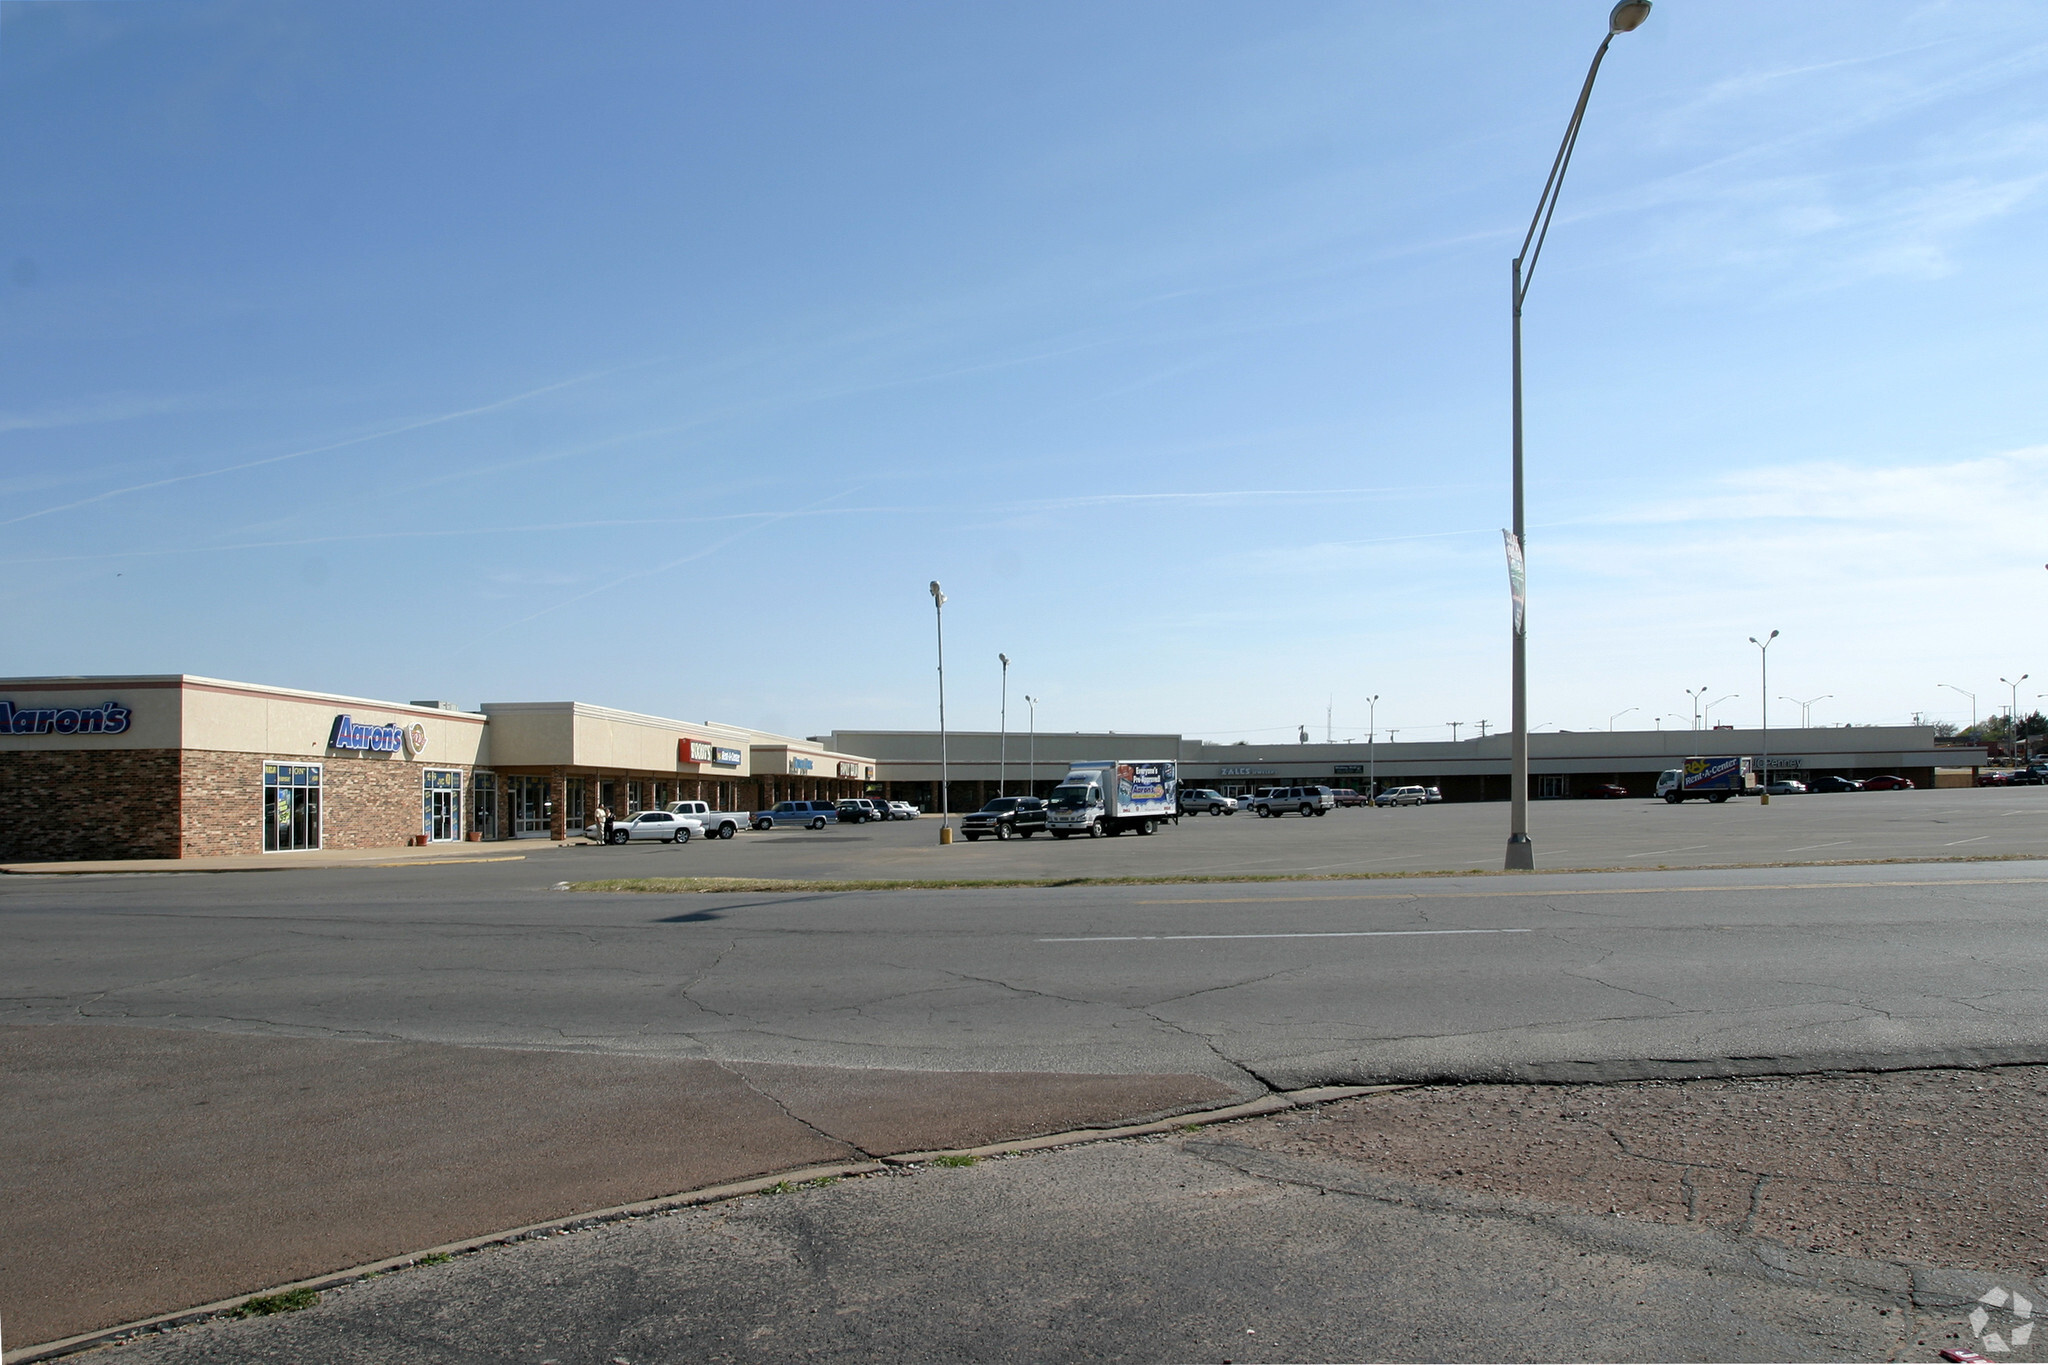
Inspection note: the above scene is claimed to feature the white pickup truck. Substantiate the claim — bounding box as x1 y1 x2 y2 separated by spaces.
665 799 747 839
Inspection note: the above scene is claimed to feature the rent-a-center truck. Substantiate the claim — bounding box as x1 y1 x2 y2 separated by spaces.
1655 755 1756 804
1047 760 1178 838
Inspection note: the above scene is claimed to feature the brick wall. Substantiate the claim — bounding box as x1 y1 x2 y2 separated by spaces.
178 751 472 857
0 749 183 862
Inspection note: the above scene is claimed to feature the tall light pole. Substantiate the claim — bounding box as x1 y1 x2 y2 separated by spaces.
1024 695 1038 798
998 653 1010 798
1366 694 1380 804
1685 686 1708 731
1705 694 1739 727
1780 693 1830 728
1609 707 1637 731
931 581 950 843
1938 683 1977 734
1750 631 1778 800
2002 674 2030 764
1504 0 1654 872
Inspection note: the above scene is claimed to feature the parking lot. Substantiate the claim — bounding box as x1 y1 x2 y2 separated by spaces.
563 784 2048 881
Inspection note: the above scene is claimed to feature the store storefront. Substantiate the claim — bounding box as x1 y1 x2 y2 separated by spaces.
0 676 876 863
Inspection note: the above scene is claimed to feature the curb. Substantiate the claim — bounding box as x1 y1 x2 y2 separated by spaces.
0 1083 1406 1364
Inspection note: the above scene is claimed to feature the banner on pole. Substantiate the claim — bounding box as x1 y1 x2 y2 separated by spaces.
1503 530 1526 636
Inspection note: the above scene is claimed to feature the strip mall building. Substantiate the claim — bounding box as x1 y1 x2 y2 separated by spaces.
0 675 874 863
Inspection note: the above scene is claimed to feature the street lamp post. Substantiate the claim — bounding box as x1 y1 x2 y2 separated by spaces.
1750 631 1778 801
1780 694 1831 728
1505 0 1654 872
1938 683 1977 732
1366 694 1380 804
998 653 1010 798
931 581 950 843
1705 694 1739 727
2002 674 2030 764
1609 707 1637 731
1685 686 1708 731
1024 695 1038 798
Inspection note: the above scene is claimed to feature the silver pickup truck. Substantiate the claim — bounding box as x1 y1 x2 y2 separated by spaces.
665 799 746 839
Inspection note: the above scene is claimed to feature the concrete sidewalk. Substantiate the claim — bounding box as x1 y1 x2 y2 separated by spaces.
0 840 571 875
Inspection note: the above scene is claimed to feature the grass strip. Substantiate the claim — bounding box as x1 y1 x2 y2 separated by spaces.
568 851 2046 895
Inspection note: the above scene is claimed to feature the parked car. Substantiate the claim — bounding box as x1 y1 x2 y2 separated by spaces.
2008 767 2047 786
1862 775 1915 791
836 798 885 823
887 801 921 819
1422 786 1444 803
1580 784 1630 799
1981 770 2014 786
1375 786 1427 807
1763 780 1808 796
1248 786 1335 817
752 800 838 830
1180 788 1238 815
665 800 745 839
586 809 702 844
1810 775 1864 793
961 796 1049 841
1330 787 1370 808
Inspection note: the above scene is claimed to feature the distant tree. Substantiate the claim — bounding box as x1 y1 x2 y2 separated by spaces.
1932 721 1958 739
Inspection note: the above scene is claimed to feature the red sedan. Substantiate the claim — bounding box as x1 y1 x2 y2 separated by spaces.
1862 775 1915 791
1579 783 1630 799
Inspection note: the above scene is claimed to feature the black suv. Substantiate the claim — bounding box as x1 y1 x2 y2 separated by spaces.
961 796 1048 841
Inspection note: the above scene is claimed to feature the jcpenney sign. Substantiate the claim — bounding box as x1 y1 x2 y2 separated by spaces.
0 699 132 735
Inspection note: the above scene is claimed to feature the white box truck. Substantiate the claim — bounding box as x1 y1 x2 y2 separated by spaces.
1047 760 1178 838
1655 755 1756 804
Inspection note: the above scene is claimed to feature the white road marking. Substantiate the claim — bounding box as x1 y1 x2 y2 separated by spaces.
1945 835 1990 846
1785 840 1855 852
1620 845 1711 859
1040 928 1537 943
1130 876 2048 906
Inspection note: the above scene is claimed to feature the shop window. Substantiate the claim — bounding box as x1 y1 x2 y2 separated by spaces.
566 779 587 829
472 772 497 840
510 776 552 837
1538 775 1568 799
263 762 322 852
423 769 463 842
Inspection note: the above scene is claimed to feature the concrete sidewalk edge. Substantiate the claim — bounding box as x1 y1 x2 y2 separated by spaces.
0 1083 1405 1363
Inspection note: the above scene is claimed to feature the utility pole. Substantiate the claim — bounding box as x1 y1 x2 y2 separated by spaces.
1024 695 1038 798
931 582 950 843
1366 694 1379 804
1477 720 1490 738
1449 721 1462 742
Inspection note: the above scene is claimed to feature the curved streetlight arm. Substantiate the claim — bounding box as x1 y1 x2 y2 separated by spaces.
1516 32 1617 309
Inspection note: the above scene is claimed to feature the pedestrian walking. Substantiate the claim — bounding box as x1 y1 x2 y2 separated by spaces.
598 804 614 844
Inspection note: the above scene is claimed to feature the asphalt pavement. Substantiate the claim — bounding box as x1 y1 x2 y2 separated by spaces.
7 793 2048 1359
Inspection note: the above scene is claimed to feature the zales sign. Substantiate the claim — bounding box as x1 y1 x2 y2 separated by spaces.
0 699 132 735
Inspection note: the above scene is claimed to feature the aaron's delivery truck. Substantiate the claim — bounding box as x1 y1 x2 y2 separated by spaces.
1655 755 1757 804
1048 760 1177 838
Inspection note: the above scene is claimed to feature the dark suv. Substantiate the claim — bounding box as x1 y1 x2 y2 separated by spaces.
961 796 1048 841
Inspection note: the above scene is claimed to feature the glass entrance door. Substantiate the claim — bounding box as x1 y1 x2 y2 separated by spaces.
510 775 553 837
423 769 462 842
263 762 322 852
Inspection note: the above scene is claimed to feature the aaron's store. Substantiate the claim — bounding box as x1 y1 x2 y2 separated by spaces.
0 675 875 863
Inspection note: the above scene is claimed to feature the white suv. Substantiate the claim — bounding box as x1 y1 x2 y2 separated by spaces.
1249 786 1335 818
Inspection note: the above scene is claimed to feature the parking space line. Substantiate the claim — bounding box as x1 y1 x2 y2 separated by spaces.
1039 928 1536 943
1785 840 1854 852
1620 845 1711 859
1945 835 1990 846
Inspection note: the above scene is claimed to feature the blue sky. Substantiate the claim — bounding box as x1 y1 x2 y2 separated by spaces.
4 0 2046 743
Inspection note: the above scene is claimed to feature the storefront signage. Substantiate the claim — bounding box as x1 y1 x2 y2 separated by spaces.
788 756 814 773
331 714 406 753
837 760 861 778
0 699 131 735
1333 764 1365 774
682 739 714 764
1220 765 1274 776
713 747 742 767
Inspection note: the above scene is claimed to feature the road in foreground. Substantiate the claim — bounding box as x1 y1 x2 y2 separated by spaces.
6 854 2048 1353
96 1068 2048 1365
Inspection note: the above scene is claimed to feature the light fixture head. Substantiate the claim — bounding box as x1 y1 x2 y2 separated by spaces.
1608 0 1652 33
929 580 945 605
1000 653 1009 667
